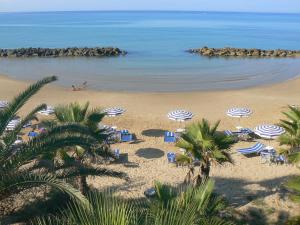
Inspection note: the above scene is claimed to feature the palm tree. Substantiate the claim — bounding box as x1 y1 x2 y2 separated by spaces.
42 101 126 194
176 119 235 185
278 106 300 204
0 76 112 214
279 105 300 151
284 176 300 203
32 179 234 225
148 179 230 225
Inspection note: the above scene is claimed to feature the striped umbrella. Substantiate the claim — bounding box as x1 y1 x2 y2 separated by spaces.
226 107 252 118
6 118 21 131
254 124 285 139
0 100 8 109
38 105 55 116
168 110 193 122
103 107 125 117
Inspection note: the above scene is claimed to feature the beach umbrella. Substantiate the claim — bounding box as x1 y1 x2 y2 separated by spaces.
254 124 285 139
226 107 252 118
0 100 8 109
103 107 125 117
167 110 193 122
6 118 21 131
38 105 54 116
226 107 252 128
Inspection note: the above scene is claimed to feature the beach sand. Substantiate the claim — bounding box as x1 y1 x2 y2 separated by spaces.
1 74 300 221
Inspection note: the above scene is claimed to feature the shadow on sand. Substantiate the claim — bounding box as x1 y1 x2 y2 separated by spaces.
135 148 165 159
141 129 166 137
213 175 293 207
114 153 139 168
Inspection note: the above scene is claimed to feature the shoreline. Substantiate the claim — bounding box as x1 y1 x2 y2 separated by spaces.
1 72 300 95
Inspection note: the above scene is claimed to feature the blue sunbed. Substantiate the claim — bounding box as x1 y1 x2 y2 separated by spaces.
114 149 120 159
238 142 265 155
28 131 38 139
120 130 133 142
167 152 176 163
164 131 176 143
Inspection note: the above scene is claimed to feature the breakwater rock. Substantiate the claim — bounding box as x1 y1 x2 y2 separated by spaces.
188 47 300 57
0 47 127 58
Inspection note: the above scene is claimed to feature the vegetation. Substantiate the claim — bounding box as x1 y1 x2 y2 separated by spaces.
0 77 84 206
279 106 300 204
176 119 235 185
43 101 126 194
0 77 124 220
279 105 300 152
32 179 234 225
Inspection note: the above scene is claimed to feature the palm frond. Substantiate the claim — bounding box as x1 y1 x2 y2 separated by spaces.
288 152 300 163
30 179 232 225
153 181 178 207
176 119 234 180
31 216 69 225
147 200 197 225
85 109 106 129
3 104 46 147
0 173 88 205
0 76 57 134
199 217 235 225
64 191 140 225
4 134 99 170
57 166 128 181
284 176 300 202
175 154 193 165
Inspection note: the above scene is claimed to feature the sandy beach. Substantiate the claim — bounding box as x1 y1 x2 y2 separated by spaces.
1 74 300 220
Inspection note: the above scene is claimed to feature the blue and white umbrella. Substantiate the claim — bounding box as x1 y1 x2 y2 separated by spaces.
226 107 252 118
168 110 193 122
38 105 54 116
254 124 285 139
0 100 8 109
6 118 21 131
103 107 125 117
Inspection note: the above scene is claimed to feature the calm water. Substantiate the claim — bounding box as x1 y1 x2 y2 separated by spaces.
0 11 300 92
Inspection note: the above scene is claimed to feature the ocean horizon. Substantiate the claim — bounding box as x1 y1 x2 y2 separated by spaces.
0 10 300 92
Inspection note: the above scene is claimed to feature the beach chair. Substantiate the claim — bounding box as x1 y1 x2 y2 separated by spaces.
260 149 276 163
120 129 133 142
238 142 265 155
224 130 234 136
114 149 120 159
28 131 38 139
274 154 287 165
144 187 156 198
240 128 253 134
164 131 176 143
167 152 176 163
22 121 32 128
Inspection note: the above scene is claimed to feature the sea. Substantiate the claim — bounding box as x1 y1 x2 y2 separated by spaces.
0 11 299 92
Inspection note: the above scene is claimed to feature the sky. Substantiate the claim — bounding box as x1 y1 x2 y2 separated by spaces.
0 0 300 13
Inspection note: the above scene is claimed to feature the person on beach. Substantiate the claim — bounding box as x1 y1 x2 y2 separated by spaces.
72 81 87 91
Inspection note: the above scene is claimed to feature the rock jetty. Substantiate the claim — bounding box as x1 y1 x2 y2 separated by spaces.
0 47 127 58
188 47 300 57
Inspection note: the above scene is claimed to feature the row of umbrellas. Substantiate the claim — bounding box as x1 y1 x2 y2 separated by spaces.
226 107 285 139
103 106 286 140
1 101 286 140
103 107 194 121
